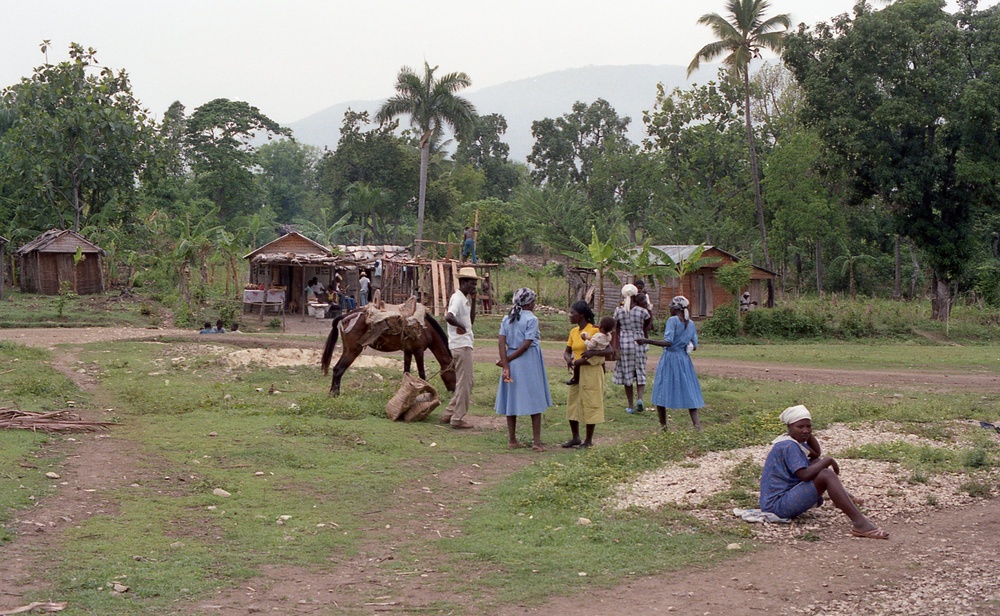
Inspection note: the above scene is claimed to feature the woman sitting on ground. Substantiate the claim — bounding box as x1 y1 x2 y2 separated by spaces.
760 405 889 539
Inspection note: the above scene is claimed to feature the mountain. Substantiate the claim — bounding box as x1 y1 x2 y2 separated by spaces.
286 64 718 163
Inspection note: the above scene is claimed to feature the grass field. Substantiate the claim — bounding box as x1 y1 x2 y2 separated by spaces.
1 329 999 613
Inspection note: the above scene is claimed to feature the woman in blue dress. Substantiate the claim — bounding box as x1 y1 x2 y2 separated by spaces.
638 295 704 430
496 288 551 451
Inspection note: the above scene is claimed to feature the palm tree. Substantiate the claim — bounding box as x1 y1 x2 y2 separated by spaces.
688 0 790 271
376 62 476 257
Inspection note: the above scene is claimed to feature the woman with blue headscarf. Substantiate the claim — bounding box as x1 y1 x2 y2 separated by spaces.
496 287 551 451
638 295 704 430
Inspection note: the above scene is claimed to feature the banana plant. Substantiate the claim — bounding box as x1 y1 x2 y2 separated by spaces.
563 226 627 316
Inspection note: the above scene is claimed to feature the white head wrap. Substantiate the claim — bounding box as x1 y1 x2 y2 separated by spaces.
779 405 812 425
621 284 638 311
669 295 690 321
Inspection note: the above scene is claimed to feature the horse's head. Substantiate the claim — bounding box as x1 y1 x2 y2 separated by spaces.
423 314 458 392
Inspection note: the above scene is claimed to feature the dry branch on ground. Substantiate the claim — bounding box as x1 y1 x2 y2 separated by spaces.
0 408 113 433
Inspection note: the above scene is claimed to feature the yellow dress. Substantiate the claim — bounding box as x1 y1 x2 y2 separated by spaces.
566 323 605 424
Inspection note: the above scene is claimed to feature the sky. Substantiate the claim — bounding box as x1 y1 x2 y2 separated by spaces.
4 0 997 125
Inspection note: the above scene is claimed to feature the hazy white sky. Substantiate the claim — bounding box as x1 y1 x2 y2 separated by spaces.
4 1 995 124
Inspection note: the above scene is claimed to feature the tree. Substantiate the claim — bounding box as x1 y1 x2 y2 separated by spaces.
376 62 477 256
257 139 320 222
0 42 154 231
783 0 1000 320
527 99 631 193
184 98 290 221
455 113 524 201
563 226 628 317
688 0 791 270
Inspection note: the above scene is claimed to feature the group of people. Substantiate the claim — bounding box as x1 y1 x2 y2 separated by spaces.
439 270 705 451
437 271 887 538
198 319 240 334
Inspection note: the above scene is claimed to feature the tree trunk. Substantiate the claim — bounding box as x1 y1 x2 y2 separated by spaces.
893 235 902 301
930 272 951 322
743 72 771 271
815 238 824 296
909 240 920 300
415 135 431 257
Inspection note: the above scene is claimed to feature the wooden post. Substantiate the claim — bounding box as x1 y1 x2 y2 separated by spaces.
431 260 441 316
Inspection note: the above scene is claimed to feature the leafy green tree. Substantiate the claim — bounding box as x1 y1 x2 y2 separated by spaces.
316 109 419 239
642 77 751 248
763 130 843 294
528 99 631 192
376 62 477 256
257 139 320 222
688 0 791 270
658 244 720 297
517 183 603 255
184 98 290 221
783 0 1000 320
0 42 155 231
455 113 524 200
294 208 358 247
454 198 520 264
563 226 628 316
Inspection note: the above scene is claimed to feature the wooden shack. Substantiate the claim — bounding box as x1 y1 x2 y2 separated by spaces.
570 245 776 320
15 229 105 295
243 232 355 315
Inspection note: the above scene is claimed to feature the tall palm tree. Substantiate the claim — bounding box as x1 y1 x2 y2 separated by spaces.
376 62 476 256
688 0 790 271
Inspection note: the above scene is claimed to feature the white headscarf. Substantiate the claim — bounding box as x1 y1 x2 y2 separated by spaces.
621 284 638 311
669 295 690 321
779 405 811 425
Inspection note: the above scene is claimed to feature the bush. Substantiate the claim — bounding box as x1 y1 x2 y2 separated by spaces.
702 303 740 338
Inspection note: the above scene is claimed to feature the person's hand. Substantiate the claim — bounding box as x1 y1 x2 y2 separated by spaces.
502 367 512 383
581 350 593 359
828 457 840 475
456 326 466 335
636 338 649 345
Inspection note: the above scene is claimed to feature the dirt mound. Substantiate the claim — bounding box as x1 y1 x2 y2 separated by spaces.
226 347 400 369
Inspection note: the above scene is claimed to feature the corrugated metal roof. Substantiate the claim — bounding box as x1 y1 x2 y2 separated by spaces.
335 245 411 261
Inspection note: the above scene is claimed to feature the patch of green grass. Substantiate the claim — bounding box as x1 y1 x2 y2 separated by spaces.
960 479 994 498
695 343 1000 373
839 441 999 473
0 290 164 329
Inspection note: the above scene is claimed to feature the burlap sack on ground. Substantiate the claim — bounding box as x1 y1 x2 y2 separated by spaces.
386 373 439 422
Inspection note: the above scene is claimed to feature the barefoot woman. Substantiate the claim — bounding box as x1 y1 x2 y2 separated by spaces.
760 405 888 539
495 288 551 451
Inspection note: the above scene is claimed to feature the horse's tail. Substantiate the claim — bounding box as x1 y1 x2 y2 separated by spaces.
321 314 346 375
424 314 452 361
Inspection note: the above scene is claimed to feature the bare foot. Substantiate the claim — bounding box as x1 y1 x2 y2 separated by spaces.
508 442 525 449
532 444 545 452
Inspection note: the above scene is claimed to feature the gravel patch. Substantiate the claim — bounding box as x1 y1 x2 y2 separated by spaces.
615 422 999 543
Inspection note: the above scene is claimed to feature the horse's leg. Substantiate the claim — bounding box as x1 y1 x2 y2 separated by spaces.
415 351 427 380
403 351 412 374
331 341 363 396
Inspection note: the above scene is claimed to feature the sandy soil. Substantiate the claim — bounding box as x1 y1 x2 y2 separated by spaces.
1 325 999 615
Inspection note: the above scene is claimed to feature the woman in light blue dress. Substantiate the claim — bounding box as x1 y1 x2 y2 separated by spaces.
496 288 551 450
638 296 704 430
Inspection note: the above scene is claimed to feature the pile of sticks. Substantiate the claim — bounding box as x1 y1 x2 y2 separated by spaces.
0 408 113 433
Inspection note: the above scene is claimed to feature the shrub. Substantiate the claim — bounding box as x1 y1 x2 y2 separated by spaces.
702 303 740 338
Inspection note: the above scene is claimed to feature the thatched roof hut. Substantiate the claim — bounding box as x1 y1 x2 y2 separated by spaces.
15 229 105 295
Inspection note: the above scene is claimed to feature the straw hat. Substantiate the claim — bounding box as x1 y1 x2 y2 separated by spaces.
457 266 481 280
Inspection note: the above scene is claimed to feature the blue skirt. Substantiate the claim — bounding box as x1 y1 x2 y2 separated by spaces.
495 345 552 416
651 348 704 409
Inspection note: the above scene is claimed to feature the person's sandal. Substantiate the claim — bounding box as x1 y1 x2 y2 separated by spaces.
851 527 889 540
560 439 581 448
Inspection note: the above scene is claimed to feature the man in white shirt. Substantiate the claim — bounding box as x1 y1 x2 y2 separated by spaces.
359 271 371 306
440 267 479 429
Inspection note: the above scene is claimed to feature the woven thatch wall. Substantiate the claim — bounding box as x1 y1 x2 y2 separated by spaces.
20 252 103 295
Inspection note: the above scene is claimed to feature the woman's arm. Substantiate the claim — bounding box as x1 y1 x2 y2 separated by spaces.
505 339 533 364
794 455 840 481
563 345 574 369
581 346 614 360
805 435 822 460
